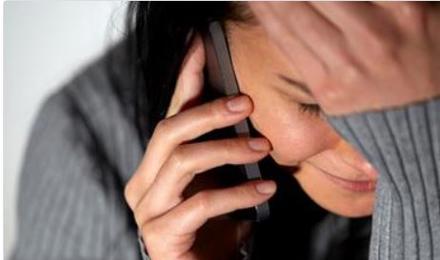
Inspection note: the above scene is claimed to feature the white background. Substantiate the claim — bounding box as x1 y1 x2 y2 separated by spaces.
4 2 127 258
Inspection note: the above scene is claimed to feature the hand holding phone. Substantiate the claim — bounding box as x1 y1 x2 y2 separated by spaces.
124 30 276 259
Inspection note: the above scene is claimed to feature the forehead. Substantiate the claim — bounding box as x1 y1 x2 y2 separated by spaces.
225 19 315 102
225 20 284 65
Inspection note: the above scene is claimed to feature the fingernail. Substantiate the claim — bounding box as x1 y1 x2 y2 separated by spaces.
256 181 276 195
226 95 249 112
248 138 270 152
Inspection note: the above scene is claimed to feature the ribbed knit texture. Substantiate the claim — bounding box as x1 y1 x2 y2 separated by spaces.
11 42 145 260
11 37 440 259
327 97 440 260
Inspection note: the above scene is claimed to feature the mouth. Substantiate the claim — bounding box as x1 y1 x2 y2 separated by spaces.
306 162 377 193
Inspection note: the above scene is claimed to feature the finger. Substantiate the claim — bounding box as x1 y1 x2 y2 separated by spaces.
134 137 271 224
266 2 352 77
166 33 205 118
149 180 276 236
249 2 327 86
311 2 391 37
427 3 440 44
373 2 428 39
125 94 253 209
311 2 400 64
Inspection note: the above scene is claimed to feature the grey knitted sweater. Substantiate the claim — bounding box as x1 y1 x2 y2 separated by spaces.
11 40 440 260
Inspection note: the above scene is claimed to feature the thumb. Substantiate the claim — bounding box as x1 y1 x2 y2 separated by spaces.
166 33 206 118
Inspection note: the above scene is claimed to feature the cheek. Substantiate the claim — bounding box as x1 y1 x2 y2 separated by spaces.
250 96 339 166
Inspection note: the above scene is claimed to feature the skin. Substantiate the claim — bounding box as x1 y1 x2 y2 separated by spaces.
125 36 267 260
250 2 440 115
124 3 440 260
225 21 378 218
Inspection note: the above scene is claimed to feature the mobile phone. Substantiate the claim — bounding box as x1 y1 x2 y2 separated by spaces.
202 21 271 222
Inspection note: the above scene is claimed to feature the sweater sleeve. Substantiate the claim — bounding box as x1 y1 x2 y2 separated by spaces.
326 97 440 260
10 90 141 260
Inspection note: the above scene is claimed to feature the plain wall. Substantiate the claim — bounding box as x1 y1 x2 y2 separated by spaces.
4 2 126 258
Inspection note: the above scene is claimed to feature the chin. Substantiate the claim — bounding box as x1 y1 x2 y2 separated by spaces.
322 193 375 218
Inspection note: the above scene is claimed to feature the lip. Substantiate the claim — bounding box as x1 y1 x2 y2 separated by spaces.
307 150 379 179
307 162 377 193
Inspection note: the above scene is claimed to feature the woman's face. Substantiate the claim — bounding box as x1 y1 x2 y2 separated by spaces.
226 22 378 217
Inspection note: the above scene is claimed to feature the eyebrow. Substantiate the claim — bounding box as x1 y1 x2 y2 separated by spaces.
277 74 312 96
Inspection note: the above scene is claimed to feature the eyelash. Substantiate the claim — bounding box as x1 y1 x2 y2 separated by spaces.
298 103 321 116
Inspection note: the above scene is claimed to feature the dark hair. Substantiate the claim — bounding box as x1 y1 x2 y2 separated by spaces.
124 3 372 259
125 2 251 149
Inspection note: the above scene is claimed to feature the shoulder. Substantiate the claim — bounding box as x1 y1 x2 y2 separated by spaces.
31 38 143 182
61 38 137 126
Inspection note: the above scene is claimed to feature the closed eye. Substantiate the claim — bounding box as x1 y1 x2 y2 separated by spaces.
298 103 321 116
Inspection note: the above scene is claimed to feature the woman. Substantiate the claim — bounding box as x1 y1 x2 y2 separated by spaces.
125 1 378 258
12 2 438 260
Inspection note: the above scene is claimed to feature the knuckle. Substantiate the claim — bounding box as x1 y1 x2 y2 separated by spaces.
192 191 211 215
210 99 229 120
154 118 175 142
218 138 250 162
155 119 170 134
234 185 256 199
133 194 154 227
141 221 158 247
337 62 363 85
312 78 333 102
400 3 424 22
168 146 189 172
133 209 144 227
400 4 426 37
124 181 135 210
222 138 240 154
311 75 329 95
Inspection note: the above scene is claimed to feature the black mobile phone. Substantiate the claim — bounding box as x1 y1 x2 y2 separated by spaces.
202 21 271 222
